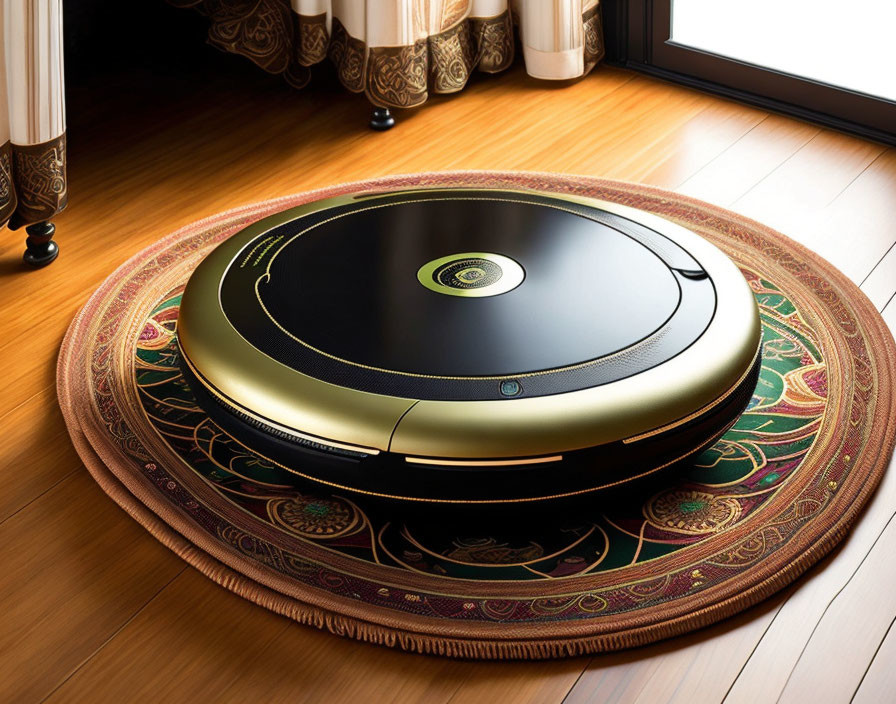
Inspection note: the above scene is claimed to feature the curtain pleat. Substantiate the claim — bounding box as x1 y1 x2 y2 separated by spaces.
1 0 67 231
178 0 605 109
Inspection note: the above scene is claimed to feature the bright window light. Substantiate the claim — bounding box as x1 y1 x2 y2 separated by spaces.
671 0 896 102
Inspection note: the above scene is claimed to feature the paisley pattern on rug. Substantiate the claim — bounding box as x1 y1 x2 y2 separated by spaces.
59 173 896 658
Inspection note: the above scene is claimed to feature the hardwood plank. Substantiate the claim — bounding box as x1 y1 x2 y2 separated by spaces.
723 478 896 703
528 76 713 177
45 568 464 704
677 113 820 206
731 131 884 251
0 470 184 703
851 150 896 307
616 101 767 189
233 618 466 704
723 300 896 703
778 459 896 702
444 658 588 704
45 559 585 704
792 148 896 283
851 613 896 704
563 592 790 704
0 388 76 523
861 241 896 312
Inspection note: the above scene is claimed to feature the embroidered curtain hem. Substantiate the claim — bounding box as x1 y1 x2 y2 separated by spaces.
172 0 606 109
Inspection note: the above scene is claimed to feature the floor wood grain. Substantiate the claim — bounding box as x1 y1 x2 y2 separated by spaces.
1 54 894 703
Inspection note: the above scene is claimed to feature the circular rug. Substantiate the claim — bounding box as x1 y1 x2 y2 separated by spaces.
58 172 896 659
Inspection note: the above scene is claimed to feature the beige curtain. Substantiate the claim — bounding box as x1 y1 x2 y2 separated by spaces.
0 0 67 232
174 0 605 108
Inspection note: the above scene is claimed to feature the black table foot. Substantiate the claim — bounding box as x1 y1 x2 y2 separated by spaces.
370 106 395 131
23 221 59 267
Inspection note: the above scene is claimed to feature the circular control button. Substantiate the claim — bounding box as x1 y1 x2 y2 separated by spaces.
417 252 525 298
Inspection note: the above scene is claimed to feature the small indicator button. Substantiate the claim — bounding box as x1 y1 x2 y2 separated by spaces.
499 379 522 397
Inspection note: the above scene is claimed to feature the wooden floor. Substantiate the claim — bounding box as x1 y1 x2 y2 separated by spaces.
2 56 895 704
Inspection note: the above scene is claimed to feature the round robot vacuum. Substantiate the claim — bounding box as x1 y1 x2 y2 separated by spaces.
177 187 761 503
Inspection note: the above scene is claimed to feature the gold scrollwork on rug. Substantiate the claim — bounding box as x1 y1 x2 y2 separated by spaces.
645 489 743 535
429 21 477 94
472 10 515 73
267 494 362 539
531 593 608 615
218 524 319 577
620 574 674 603
708 494 826 567
366 41 429 108
328 18 366 93
445 537 544 564
8 135 67 229
480 599 516 620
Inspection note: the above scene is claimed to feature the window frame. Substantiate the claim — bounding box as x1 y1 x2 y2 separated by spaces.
606 0 896 146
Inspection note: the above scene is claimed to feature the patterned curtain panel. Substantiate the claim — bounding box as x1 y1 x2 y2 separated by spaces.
0 0 67 230
172 0 605 109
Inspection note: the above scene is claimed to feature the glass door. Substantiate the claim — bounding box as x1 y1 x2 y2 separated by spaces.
670 0 896 102
619 0 896 144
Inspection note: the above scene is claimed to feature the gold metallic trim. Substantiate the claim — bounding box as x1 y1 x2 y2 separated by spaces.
230 430 721 504
180 349 381 456
404 455 562 467
622 339 762 444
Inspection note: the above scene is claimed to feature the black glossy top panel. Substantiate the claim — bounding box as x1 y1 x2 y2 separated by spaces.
219 191 716 400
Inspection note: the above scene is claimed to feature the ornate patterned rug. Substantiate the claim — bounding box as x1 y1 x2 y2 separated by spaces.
58 172 896 659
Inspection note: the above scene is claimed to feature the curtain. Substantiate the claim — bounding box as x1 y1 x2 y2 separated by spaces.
173 0 605 109
0 0 67 232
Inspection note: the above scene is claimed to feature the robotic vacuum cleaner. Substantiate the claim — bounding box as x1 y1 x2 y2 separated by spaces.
177 188 761 503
